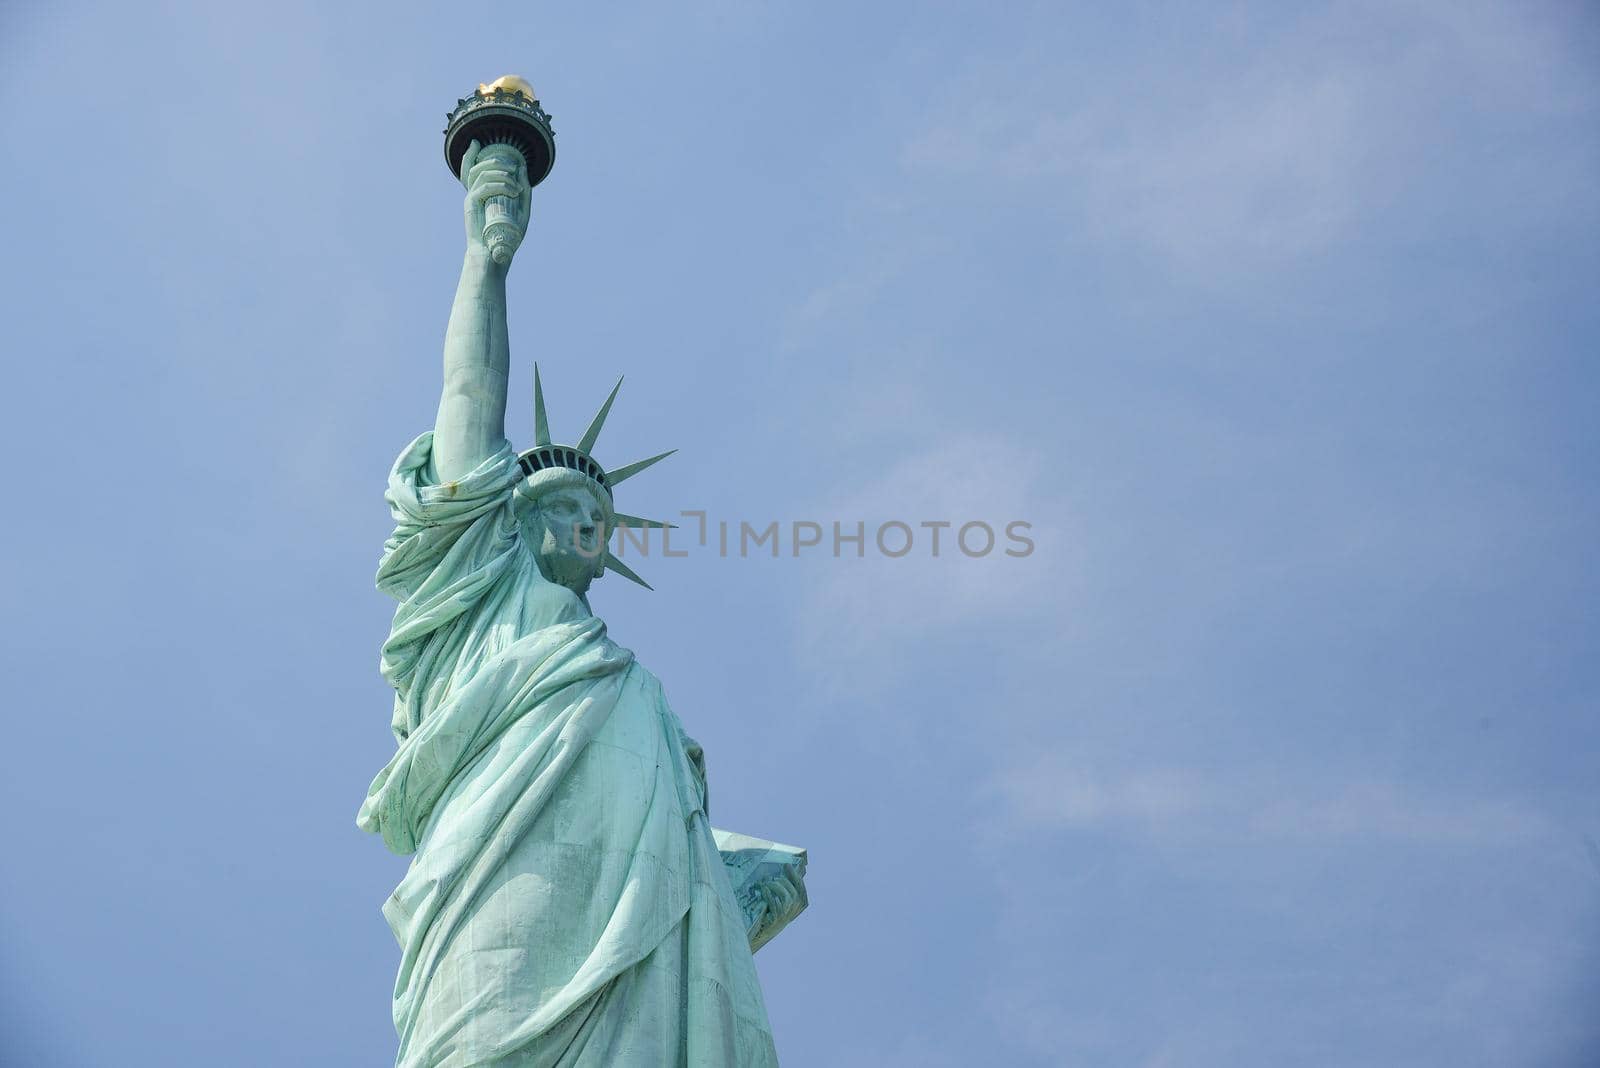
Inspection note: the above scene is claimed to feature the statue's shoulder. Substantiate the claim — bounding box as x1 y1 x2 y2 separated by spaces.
511 565 594 634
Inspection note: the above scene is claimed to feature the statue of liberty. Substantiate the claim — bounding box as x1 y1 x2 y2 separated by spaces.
357 78 807 1067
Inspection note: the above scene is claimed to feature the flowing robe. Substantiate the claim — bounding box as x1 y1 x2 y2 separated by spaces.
357 434 779 1067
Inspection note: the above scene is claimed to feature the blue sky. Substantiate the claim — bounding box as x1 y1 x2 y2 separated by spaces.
2 2 1597 1064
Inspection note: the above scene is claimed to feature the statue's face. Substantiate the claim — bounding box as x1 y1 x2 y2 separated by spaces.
527 486 608 595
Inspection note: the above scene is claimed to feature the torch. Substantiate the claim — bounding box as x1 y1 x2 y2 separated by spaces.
444 75 556 266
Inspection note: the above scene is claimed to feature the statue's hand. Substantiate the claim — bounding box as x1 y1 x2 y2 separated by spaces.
460 139 532 264
746 865 806 948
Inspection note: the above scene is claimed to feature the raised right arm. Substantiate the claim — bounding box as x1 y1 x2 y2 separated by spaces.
432 141 532 482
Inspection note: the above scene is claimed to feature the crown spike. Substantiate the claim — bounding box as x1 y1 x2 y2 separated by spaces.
612 512 675 530
607 449 676 486
577 376 623 454
533 363 552 446
603 550 654 590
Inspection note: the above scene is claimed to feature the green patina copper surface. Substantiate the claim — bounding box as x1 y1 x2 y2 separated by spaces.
356 85 807 1068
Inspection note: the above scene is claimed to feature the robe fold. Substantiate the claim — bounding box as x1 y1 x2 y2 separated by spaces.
357 434 779 1067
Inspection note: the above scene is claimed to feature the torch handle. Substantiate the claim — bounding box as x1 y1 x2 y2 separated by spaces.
483 195 523 266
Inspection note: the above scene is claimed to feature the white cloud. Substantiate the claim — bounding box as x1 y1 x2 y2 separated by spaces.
782 255 906 345
1249 780 1550 844
791 430 1075 696
902 1 1599 278
994 752 1552 846
999 759 1219 831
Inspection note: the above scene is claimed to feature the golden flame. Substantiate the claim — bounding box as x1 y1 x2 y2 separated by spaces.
478 75 537 102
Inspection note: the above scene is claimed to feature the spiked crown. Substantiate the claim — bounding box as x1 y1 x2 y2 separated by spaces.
516 365 674 589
